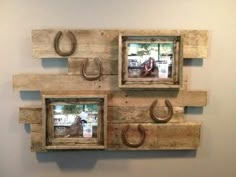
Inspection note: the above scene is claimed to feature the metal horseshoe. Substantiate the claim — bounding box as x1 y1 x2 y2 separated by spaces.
54 31 77 56
150 99 173 123
122 124 146 148
81 58 102 81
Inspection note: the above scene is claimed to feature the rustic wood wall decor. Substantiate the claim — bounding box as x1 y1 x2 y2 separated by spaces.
13 29 208 152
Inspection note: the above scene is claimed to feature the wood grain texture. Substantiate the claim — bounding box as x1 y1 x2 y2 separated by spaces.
30 123 44 152
19 107 42 124
13 74 206 106
68 57 118 75
32 29 208 59
107 122 201 150
108 106 184 123
42 90 207 107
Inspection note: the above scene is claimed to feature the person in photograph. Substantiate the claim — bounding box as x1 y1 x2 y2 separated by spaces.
79 109 88 124
140 57 158 77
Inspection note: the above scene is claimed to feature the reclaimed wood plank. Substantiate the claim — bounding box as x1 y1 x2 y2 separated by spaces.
41 90 207 107
30 123 44 152
19 107 42 124
32 29 119 59
45 145 105 150
32 29 208 59
13 74 206 106
108 106 184 123
107 122 201 150
68 57 118 75
181 30 209 58
13 74 118 91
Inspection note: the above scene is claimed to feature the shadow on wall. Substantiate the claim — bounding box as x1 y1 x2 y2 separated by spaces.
35 150 196 170
183 58 203 67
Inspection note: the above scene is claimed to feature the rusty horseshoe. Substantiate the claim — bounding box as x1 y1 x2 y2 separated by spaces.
54 31 77 56
150 99 173 123
81 58 102 81
122 124 146 148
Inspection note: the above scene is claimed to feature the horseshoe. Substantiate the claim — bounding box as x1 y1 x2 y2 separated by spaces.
122 124 146 148
54 31 77 56
150 99 173 123
81 58 102 81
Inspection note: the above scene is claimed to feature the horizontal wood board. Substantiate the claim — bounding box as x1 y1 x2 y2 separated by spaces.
107 122 201 150
32 29 208 59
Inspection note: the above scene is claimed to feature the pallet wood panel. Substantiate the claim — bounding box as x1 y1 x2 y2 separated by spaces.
107 122 201 150
32 29 208 59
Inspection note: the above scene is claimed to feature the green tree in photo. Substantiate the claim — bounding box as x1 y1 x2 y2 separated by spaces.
62 104 83 114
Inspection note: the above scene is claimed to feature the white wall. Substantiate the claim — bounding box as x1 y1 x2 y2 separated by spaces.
1 0 236 176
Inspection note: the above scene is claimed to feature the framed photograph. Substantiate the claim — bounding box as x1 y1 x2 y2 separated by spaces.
42 93 107 150
118 34 183 89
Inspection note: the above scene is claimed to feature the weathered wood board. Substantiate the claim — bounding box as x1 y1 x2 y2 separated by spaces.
19 105 184 125
107 122 201 150
32 29 208 59
19 107 42 124
15 88 207 107
68 58 118 75
13 74 207 107
30 123 44 152
108 106 184 123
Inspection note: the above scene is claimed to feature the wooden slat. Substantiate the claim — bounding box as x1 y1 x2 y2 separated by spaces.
108 90 207 107
30 123 44 152
181 30 209 58
41 90 207 107
13 74 207 106
45 145 105 150
19 107 42 124
108 106 184 123
107 122 201 150
13 74 118 91
32 29 119 59
68 57 118 75
32 29 208 59
20 105 184 127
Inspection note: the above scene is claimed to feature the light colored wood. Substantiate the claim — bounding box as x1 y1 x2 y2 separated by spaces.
30 124 44 152
13 74 206 105
19 105 184 125
108 106 184 123
13 74 118 91
19 107 42 124
45 145 105 150
181 30 209 58
68 57 118 75
30 123 42 132
32 29 119 59
52 138 98 144
107 122 201 150
32 29 208 59
42 90 207 107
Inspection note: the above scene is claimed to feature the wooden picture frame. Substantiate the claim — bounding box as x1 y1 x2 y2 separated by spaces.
41 93 107 150
118 34 183 89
